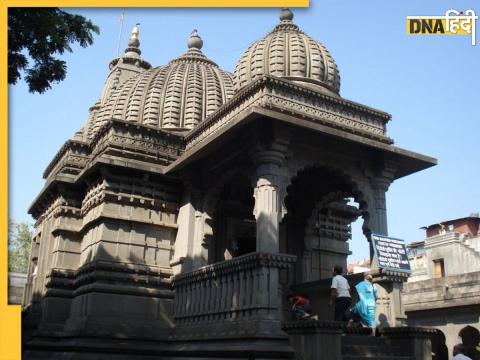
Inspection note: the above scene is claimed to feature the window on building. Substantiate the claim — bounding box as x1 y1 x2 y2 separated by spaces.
433 259 445 278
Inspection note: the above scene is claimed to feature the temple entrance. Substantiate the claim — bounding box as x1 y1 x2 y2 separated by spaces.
280 165 368 285
209 173 256 263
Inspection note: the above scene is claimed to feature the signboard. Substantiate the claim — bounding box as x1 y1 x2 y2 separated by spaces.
372 234 411 272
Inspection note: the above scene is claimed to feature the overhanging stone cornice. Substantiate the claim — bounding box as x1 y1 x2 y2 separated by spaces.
28 180 79 221
31 119 186 219
184 75 392 149
43 119 186 183
165 76 436 178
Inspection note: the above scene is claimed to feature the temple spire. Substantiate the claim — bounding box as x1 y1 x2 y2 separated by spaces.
100 22 151 106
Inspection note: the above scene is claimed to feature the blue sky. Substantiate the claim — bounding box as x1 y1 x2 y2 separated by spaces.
9 1 479 262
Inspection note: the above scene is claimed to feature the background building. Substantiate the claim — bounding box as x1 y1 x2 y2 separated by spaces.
8 272 27 305
347 258 371 274
404 214 480 359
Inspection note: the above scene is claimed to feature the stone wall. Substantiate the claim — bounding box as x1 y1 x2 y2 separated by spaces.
403 271 480 358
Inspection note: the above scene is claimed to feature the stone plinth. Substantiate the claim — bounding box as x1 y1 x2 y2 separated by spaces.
283 321 343 360
378 326 435 360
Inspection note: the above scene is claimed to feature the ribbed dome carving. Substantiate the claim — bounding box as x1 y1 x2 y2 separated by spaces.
86 31 234 138
233 9 340 94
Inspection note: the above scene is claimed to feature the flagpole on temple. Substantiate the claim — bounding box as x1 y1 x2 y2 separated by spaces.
116 8 126 57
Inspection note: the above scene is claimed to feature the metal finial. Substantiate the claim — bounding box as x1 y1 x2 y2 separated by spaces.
187 29 203 50
128 23 140 48
279 8 294 22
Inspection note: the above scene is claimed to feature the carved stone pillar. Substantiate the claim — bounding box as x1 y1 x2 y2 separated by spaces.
191 206 208 269
173 175 209 273
370 177 391 237
171 186 196 274
251 124 290 254
253 150 285 253
368 166 407 327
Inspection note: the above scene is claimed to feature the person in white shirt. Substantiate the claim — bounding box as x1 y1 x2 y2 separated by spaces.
453 344 472 360
329 265 351 321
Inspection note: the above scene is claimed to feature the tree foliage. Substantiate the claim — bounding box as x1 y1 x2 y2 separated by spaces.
8 8 99 93
8 220 33 273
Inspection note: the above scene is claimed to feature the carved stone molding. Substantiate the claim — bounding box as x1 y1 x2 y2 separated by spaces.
47 260 173 291
184 76 392 154
81 175 180 216
35 195 82 224
173 252 296 285
378 326 437 337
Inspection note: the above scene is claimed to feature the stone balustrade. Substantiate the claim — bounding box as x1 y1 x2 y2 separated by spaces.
172 252 296 326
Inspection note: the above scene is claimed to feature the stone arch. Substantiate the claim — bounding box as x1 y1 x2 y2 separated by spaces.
281 162 373 283
284 162 372 233
201 166 256 264
202 166 254 218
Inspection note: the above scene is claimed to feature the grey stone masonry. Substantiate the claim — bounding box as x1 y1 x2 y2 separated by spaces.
173 252 296 340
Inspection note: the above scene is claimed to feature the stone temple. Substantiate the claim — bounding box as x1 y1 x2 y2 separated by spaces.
23 9 438 360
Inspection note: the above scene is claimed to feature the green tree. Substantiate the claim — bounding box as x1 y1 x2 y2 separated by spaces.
8 8 99 93
8 220 33 273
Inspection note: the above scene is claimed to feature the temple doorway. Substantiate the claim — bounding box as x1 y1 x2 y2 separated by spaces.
210 173 256 263
280 165 369 285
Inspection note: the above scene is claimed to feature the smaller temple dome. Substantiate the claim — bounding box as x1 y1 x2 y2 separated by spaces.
233 9 341 94
86 30 234 138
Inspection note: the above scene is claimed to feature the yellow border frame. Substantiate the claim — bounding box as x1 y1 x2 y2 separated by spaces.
0 1 308 359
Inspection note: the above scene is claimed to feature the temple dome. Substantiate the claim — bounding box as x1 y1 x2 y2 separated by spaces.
86 30 234 138
233 9 340 95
